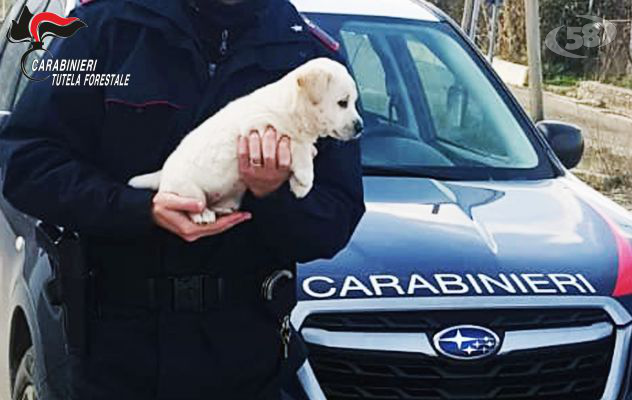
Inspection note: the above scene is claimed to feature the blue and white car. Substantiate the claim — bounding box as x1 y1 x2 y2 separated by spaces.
1 0 632 400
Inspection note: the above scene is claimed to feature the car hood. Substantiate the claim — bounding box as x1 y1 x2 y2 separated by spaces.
298 177 632 300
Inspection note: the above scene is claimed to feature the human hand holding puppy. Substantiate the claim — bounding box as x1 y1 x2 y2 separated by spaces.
238 127 292 198
152 128 291 241
152 193 251 242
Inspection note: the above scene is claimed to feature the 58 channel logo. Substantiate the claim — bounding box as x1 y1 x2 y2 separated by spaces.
545 15 617 59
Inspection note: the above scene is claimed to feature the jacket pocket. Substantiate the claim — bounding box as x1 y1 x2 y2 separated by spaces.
100 87 192 180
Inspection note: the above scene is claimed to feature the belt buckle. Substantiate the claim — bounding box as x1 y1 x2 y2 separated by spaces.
171 276 204 312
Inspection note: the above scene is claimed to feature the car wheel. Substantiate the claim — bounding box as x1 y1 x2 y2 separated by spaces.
13 347 39 400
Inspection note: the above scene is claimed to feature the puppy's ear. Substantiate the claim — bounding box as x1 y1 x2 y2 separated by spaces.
297 67 332 105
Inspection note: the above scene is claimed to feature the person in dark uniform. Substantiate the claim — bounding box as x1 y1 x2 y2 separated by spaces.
0 0 365 398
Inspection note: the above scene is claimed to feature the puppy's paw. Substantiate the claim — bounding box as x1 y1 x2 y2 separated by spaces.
290 177 312 198
190 209 217 225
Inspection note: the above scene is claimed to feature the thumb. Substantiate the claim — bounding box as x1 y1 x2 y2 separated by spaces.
160 193 205 213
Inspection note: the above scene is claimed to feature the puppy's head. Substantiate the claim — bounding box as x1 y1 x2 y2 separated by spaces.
295 58 363 141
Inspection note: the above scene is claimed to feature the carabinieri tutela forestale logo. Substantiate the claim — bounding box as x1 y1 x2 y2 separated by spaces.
6 4 87 81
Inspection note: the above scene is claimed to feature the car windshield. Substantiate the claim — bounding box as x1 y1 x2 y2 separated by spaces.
308 14 556 181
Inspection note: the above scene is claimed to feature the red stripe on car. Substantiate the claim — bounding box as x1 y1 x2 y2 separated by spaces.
593 207 632 297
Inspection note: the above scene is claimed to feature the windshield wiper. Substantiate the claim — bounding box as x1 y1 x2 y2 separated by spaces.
362 166 461 181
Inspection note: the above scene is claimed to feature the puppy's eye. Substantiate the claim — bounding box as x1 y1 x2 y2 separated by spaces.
338 100 349 109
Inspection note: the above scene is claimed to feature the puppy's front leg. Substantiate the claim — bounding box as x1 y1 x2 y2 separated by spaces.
190 209 217 225
290 143 315 198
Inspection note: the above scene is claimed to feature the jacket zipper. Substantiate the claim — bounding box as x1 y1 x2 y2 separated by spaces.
208 29 229 79
219 29 229 58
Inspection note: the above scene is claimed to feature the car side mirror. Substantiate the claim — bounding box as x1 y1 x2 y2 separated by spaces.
536 120 584 169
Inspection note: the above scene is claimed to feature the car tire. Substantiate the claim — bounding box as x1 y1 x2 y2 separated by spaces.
13 347 39 400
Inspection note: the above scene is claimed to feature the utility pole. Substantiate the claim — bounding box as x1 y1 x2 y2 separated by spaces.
525 0 544 121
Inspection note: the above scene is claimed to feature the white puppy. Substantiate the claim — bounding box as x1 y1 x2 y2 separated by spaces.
129 58 362 224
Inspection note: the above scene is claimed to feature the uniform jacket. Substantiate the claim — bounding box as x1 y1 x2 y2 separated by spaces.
0 0 365 398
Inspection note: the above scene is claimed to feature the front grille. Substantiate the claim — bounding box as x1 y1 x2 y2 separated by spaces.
303 309 615 400
308 338 613 400
302 308 611 332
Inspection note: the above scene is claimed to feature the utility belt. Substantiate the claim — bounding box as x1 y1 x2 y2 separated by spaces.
97 275 255 312
93 270 296 317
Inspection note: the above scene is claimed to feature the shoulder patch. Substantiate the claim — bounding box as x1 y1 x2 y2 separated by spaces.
301 15 340 53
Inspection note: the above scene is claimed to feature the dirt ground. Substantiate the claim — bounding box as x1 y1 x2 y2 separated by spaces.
510 85 632 211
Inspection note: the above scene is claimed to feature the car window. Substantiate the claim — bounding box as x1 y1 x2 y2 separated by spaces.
406 37 507 159
341 31 395 123
0 0 66 111
0 0 27 111
308 14 552 181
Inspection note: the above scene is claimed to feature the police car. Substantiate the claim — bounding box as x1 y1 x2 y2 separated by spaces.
1 0 632 400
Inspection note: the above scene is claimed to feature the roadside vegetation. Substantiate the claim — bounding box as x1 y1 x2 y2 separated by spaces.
578 137 632 211
430 0 632 84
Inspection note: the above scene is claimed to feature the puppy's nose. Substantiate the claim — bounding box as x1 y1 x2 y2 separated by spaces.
353 119 364 135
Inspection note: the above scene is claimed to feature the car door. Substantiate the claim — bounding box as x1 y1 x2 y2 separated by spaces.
0 1 68 396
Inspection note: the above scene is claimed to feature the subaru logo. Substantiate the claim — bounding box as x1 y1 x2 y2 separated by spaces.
432 325 500 360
